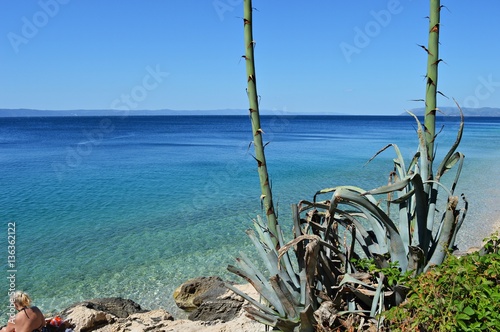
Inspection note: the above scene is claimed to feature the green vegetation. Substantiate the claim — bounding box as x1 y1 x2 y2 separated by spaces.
383 233 500 331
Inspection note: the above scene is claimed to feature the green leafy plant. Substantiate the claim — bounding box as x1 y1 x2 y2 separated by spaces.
383 233 500 331
353 259 412 287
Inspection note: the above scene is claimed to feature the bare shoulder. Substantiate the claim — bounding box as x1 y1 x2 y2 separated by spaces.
13 307 45 332
14 309 28 323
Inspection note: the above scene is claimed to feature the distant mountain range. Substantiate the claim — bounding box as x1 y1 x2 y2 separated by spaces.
404 107 500 117
0 107 499 117
0 109 251 117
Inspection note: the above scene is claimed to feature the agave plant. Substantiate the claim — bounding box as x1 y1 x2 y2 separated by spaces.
228 0 467 331
228 109 467 330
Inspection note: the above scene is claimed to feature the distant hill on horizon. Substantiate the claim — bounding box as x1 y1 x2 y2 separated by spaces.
0 108 347 117
0 108 250 117
1 107 499 117
405 106 500 117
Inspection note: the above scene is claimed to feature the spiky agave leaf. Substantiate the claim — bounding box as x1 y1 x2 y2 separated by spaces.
425 195 459 270
332 187 409 272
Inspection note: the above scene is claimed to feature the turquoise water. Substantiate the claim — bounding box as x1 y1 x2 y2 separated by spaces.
1 114 499 319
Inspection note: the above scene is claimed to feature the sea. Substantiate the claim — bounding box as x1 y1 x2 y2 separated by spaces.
1 114 499 319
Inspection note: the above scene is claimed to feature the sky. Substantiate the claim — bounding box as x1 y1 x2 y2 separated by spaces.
1 0 500 115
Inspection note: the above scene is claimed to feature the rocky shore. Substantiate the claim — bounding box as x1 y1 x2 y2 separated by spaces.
45 277 264 332
41 226 500 332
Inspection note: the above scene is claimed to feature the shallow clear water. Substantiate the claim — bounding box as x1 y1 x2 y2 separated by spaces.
0 114 499 319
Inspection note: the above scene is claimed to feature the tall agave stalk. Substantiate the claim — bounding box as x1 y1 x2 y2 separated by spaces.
423 0 440 175
421 0 443 262
243 0 279 245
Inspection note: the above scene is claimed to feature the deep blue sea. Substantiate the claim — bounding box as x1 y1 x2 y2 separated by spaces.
1 114 499 318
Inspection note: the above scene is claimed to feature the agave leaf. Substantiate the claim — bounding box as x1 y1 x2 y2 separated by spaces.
407 112 429 191
237 251 270 291
314 187 339 200
450 194 467 249
252 217 276 253
337 310 371 316
275 317 302 332
246 229 275 275
388 189 415 203
436 102 464 179
250 220 299 294
246 227 300 301
370 275 386 317
348 298 356 312
317 251 339 290
345 224 356 274
344 285 375 308
365 143 393 165
407 151 421 173
397 199 412 256
339 273 375 289
315 185 379 205
333 187 408 271
278 234 339 308
366 143 408 181
329 199 389 255
246 305 301 332
425 196 459 270
298 200 330 213
244 306 279 327
425 180 452 197
449 152 464 196
299 267 308 307
298 305 316 332
407 245 425 275
333 209 384 255
269 275 299 318
225 282 277 317
391 144 408 180
333 186 388 221
408 173 430 254
363 175 412 195
304 237 320 306
393 284 410 306
291 204 308 307
276 224 300 289
437 151 460 178
226 264 286 316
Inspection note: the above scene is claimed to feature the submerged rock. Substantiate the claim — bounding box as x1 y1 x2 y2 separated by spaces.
173 276 227 311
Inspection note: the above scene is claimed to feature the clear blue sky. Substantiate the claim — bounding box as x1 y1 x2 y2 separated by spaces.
1 1 499 115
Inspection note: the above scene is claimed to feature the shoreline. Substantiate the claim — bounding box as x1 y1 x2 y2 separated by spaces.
3 221 498 331
35 224 500 332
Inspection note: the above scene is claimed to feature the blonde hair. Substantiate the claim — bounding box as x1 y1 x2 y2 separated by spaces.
10 291 32 308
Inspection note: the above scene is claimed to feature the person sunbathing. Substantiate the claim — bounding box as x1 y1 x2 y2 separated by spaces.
1 291 45 332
